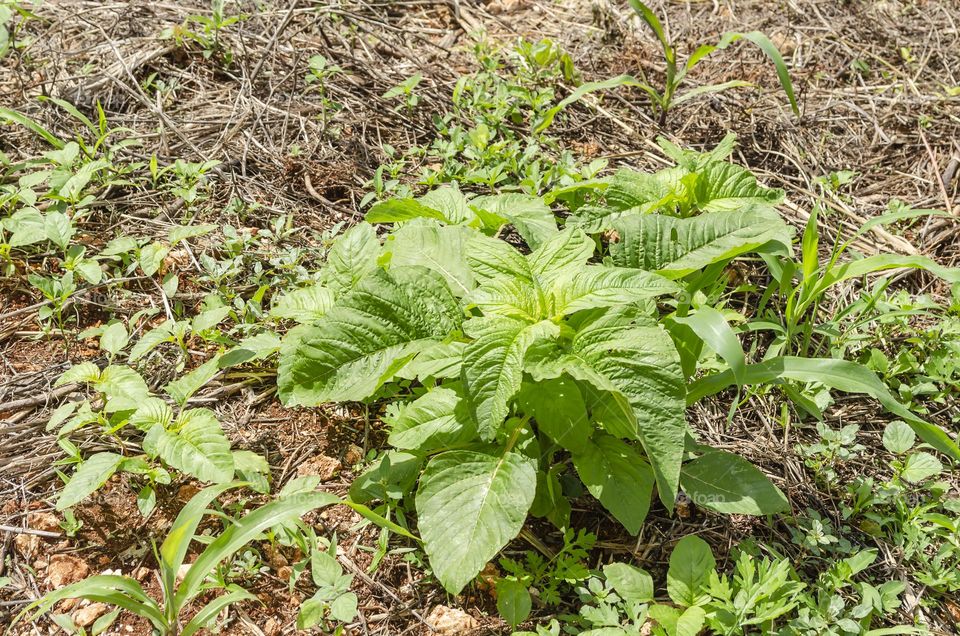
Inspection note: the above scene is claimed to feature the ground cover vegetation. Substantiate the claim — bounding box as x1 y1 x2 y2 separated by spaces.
1 0 958 634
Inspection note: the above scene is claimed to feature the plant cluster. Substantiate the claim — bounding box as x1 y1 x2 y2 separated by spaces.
274 136 960 602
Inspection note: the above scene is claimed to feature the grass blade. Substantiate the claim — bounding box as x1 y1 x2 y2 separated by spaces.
180 585 258 636
687 356 960 461
737 31 800 116
15 575 166 630
175 490 339 608
0 107 65 148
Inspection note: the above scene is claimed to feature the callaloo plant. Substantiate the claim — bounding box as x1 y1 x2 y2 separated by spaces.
276 140 960 599
14 484 340 636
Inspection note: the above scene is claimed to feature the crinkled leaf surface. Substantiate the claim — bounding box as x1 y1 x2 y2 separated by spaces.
611 206 792 278
461 317 560 440
549 266 679 316
387 386 477 451
386 219 475 296
142 408 234 483
571 307 686 510
323 222 380 297
471 193 558 249
278 267 462 405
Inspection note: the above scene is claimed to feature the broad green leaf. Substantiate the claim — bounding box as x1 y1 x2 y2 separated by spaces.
99 322 129 356
6 208 46 247
690 161 784 212
328 592 358 623
465 233 532 285
602 563 654 603
687 356 960 462
348 451 422 504
599 166 684 213
365 198 447 223
142 408 234 483
164 356 220 406
530 465 571 529
472 193 558 249
518 377 590 453
648 605 707 636
96 365 150 412
416 450 536 594
419 184 472 224
129 397 174 432
394 341 465 380
138 242 168 277
679 450 789 515
278 266 462 405
175 491 339 608
219 331 282 368
667 535 715 607
469 277 545 322
169 223 217 245
901 452 941 484
56 361 101 386
496 577 532 628
129 322 174 362
882 421 915 454
44 211 74 250
386 219 475 296
573 434 655 535
527 228 595 287
57 452 125 510
387 387 477 451
611 206 792 278
549 266 679 316
461 317 560 440
270 285 335 322
324 222 379 296
571 307 687 510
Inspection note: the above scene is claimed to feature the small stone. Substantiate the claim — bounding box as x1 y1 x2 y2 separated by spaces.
426 605 478 635
14 534 41 559
47 554 90 588
296 454 341 481
344 444 364 466
264 617 282 636
27 512 60 533
133 566 151 581
73 602 109 627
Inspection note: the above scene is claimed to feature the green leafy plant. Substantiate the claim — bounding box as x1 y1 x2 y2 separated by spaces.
15 484 341 636
497 529 596 627
50 364 270 511
275 137 960 599
160 0 243 65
